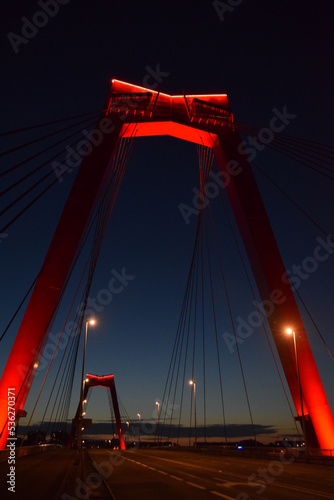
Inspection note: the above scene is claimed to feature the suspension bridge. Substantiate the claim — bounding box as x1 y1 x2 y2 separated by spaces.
0 79 334 498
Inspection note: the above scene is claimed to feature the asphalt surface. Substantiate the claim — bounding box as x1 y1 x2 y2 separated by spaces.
0 448 75 500
1 447 334 499
87 448 334 500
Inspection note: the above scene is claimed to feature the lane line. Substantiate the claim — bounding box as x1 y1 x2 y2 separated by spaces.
211 491 236 500
214 471 253 480
266 481 334 499
121 452 334 499
186 481 206 490
157 470 168 475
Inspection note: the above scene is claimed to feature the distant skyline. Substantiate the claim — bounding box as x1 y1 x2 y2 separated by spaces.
1 1 334 445
18 422 283 445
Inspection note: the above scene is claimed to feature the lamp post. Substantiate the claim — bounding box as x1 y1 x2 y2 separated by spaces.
126 421 129 443
155 401 160 445
189 380 197 448
137 413 141 446
286 328 307 451
77 319 96 450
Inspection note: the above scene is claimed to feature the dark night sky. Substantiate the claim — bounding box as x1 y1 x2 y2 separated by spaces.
1 1 334 442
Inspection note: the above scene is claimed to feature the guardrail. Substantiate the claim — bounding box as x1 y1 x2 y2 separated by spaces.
176 445 334 464
0 443 63 463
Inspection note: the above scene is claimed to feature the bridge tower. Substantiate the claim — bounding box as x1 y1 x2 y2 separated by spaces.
0 80 333 454
69 373 126 450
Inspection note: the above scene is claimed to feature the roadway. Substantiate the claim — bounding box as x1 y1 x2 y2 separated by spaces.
1 447 334 499
0 447 75 499
87 448 334 500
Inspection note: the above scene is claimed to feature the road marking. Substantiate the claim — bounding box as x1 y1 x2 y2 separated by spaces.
186 481 206 490
267 481 334 499
135 453 209 471
211 491 236 500
215 481 234 487
157 470 168 475
213 471 251 480
170 475 183 481
147 466 156 471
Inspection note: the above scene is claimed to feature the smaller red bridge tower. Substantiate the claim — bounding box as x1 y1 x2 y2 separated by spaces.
70 373 126 450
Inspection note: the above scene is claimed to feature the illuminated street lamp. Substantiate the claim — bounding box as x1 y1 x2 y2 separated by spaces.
77 319 96 450
137 413 141 446
126 421 129 442
286 327 307 451
189 380 197 448
155 401 160 445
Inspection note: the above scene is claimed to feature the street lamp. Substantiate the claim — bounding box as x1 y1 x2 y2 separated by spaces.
286 328 307 451
189 380 197 448
77 318 96 449
126 421 129 443
155 401 160 445
137 413 141 446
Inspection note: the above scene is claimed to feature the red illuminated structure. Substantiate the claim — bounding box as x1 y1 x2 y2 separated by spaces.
70 373 125 450
0 80 333 454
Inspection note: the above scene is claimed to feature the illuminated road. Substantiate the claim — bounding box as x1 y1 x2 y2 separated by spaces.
1 447 334 499
88 448 334 500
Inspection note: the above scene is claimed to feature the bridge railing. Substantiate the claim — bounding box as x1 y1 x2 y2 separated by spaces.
0 443 63 463
178 445 334 463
